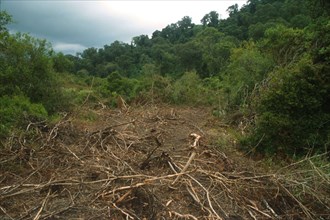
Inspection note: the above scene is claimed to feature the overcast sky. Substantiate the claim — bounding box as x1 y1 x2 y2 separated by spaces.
2 0 247 54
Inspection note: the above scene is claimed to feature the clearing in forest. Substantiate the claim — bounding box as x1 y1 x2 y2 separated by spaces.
0 105 329 219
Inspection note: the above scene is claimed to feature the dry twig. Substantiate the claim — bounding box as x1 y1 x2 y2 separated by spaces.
172 133 201 185
33 189 51 220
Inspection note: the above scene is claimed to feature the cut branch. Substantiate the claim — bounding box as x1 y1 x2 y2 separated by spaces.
171 133 201 185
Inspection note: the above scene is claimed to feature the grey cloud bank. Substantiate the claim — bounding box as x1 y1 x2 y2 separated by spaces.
3 1 145 54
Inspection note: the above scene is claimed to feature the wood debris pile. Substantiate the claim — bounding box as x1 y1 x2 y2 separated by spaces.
1 106 329 219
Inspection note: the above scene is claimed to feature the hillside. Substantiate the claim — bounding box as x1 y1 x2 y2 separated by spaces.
1 0 329 157
1 0 330 219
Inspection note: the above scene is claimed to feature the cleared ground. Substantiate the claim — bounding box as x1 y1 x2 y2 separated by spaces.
0 105 329 219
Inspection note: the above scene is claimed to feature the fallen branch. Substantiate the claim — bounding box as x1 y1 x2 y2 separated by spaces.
33 189 51 220
171 133 201 185
277 181 314 219
0 206 14 220
46 113 69 143
89 120 136 136
63 145 84 164
169 156 224 219
140 144 161 170
98 172 192 199
115 190 132 204
169 211 198 220
263 199 279 219
112 203 134 219
186 173 223 219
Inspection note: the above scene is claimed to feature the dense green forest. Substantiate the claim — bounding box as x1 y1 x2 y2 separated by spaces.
1 0 329 158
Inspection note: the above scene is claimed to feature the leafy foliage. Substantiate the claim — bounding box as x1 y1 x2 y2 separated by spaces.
0 11 12 33
241 16 330 157
2 0 329 158
107 71 142 102
0 95 47 138
243 57 330 156
0 11 69 137
0 32 67 113
222 42 274 108
171 71 203 104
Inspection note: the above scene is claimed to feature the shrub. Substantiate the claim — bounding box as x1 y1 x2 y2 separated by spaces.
107 71 143 102
0 32 69 114
242 56 330 156
139 64 173 103
0 95 47 138
222 42 274 109
171 71 203 104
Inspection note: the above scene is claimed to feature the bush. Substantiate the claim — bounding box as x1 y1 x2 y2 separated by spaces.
135 64 172 103
171 71 204 104
242 57 330 156
0 95 48 138
222 42 274 109
107 71 143 102
0 32 69 114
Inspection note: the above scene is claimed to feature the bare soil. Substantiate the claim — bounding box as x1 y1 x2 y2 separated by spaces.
0 105 329 219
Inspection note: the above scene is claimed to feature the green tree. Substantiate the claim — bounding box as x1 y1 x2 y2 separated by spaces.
227 4 239 17
206 37 237 75
171 71 203 104
175 41 203 72
290 14 311 29
244 56 330 156
0 12 69 137
151 37 178 75
0 11 12 33
158 16 195 43
262 25 310 66
248 22 278 41
107 71 142 101
201 11 219 28
132 34 151 47
0 32 65 113
193 27 225 77
52 52 74 73
139 64 172 103
255 3 278 22
242 14 330 157
223 42 274 108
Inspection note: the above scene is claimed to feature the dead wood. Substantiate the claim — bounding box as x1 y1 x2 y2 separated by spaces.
1 105 329 220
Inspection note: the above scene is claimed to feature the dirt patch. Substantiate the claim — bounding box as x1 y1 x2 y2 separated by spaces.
0 105 329 219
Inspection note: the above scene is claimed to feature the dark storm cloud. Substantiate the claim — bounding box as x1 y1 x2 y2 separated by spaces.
2 0 145 54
